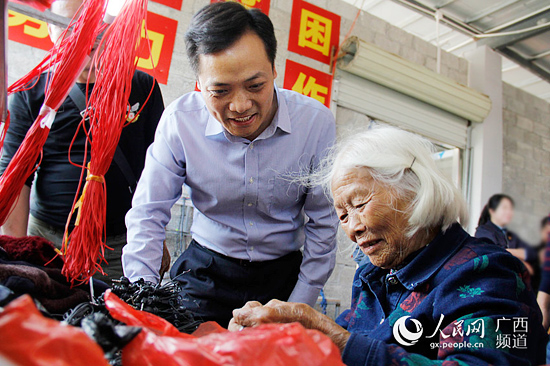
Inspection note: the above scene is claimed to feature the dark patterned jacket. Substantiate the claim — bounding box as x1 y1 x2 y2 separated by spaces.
337 223 546 366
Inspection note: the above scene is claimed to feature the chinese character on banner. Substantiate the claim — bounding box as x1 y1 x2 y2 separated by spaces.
135 11 177 84
288 0 340 65
9 10 176 85
211 0 270 15
151 0 183 11
8 10 54 51
283 59 332 108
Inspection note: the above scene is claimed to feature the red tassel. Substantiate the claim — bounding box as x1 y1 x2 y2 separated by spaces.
0 0 107 226
0 115 50 221
0 111 10 152
62 0 150 284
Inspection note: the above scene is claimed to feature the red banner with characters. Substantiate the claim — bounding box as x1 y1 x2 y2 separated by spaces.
8 10 177 85
135 11 177 84
210 0 270 15
283 59 332 108
288 0 340 65
151 0 182 11
8 10 54 51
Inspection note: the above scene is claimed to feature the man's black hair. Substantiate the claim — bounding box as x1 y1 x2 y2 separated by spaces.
185 2 277 75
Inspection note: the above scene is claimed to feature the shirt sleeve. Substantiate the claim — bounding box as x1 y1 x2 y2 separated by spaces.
0 91 38 187
341 250 546 366
287 110 338 306
122 108 186 283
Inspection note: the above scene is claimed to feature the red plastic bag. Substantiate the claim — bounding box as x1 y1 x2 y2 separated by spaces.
0 295 109 366
103 290 344 366
105 289 192 338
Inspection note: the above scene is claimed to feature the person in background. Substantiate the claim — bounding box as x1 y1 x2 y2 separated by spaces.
475 194 537 276
0 0 165 281
531 216 550 293
537 215 550 330
122 2 338 328
229 125 546 365
538 216 550 254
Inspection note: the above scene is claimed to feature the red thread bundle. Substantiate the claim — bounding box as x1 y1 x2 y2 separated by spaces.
0 0 107 226
62 0 149 284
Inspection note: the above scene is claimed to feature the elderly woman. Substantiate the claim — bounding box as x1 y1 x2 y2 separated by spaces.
229 125 546 365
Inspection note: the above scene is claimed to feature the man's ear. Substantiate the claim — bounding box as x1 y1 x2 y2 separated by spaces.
47 23 55 43
48 23 61 44
273 65 277 79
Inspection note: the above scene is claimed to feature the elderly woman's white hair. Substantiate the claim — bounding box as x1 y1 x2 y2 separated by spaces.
321 124 468 237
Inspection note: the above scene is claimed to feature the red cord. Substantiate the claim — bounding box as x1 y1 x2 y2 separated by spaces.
62 0 150 285
331 8 361 76
0 0 107 226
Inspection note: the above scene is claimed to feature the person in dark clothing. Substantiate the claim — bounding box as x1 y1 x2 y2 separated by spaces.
475 194 537 276
537 215 550 330
539 216 550 250
0 0 165 281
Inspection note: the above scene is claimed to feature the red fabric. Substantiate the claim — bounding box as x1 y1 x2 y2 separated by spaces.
0 295 109 366
0 235 63 268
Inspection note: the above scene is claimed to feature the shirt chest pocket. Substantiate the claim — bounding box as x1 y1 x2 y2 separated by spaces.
262 175 304 217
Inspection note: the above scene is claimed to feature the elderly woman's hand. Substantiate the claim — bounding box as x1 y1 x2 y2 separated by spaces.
229 299 350 353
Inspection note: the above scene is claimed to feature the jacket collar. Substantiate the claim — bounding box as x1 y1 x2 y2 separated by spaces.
358 223 469 291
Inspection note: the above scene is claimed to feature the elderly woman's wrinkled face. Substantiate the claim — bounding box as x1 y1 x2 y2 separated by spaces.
332 167 416 269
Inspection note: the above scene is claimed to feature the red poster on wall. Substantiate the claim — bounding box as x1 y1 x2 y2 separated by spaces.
283 59 332 108
151 0 183 11
8 9 54 51
210 0 270 15
135 11 178 84
288 0 340 65
8 10 177 85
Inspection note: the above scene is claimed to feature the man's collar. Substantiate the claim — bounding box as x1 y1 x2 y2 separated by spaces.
273 86 291 134
205 112 224 137
204 84 291 140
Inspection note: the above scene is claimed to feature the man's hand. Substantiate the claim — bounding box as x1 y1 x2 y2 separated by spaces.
159 240 171 281
506 248 526 260
229 299 350 353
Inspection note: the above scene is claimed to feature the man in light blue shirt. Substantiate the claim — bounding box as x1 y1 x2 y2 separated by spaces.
122 1 338 327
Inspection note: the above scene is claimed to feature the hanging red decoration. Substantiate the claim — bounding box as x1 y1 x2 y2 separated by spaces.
0 0 107 226
62 0 152 284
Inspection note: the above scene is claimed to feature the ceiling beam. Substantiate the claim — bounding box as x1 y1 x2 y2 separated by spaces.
497 47 550 85
477 11 550 49
7 2 70 28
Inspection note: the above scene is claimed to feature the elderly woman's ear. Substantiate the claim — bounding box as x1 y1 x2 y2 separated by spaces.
229 299 350 352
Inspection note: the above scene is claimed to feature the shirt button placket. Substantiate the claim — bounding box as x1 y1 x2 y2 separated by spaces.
244 141 258 260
